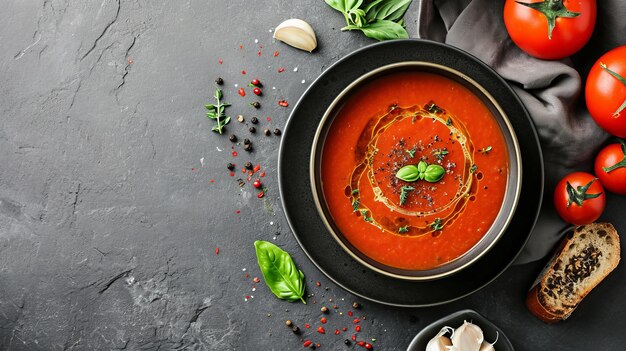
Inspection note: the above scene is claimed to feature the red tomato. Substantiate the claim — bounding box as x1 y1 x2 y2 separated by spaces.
503 0 596 60
585 46 626 138
554 172 605 225
594 141 626 195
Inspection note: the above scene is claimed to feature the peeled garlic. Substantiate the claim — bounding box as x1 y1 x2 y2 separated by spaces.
273 19 317 52
426 327 454 351
450 321 484 351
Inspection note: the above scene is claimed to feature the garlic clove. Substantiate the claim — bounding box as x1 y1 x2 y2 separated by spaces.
479 331 499 351
426 327 454 351
479 341 496 351
451 321 484 351
273 19 317 52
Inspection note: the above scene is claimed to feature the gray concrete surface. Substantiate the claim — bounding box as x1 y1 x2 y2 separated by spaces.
1 1 625 350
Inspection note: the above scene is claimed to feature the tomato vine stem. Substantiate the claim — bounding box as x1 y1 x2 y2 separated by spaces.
600 63 626 117
602 140 626 173
516 0 580 39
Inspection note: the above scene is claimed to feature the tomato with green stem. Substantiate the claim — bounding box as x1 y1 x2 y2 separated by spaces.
586 46 626 137
594 140 626 195
554 172 605 225
503 0 596 60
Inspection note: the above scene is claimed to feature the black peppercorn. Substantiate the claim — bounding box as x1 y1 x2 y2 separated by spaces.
250 102 260 109
244 162 253 169
244 143 253 152
243 138 251 145
215 77 224 85
344 339 351 345
263 128 271 136
273 128 282 136
227 163 234 171
352 302 360 309
321 306 328 313
291 326 300 334
229 134 237 142
310 345 316 350
251 117 258 124
249 127 256 133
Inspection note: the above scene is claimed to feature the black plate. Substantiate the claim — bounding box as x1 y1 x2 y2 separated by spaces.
278 39 544 307
407 309 514 351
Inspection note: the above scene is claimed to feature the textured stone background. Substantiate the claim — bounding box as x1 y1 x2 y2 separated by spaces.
1 0 625 350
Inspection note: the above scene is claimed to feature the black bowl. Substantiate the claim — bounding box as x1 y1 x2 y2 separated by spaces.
278 39 543 306
407 309 514 351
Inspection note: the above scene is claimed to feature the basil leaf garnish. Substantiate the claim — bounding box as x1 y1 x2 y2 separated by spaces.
254 241 306 304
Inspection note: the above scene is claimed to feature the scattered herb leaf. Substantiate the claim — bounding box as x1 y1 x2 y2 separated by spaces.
254 241 306 304
470 164 478 173
432 148 449 161
431 218 443 231
352 199 360 212
398 226 409 233
351 189 360 195
480 146 493 154
399 186 415 205
205 88 231 134
406 148 417 158
446 118 453 126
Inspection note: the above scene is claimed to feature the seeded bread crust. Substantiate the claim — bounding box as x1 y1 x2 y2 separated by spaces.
526 223 620 324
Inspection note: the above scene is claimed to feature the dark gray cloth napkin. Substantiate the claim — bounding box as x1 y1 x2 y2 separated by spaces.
415 0 626 264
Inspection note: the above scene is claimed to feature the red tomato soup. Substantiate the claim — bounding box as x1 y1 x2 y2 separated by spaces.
320 71 509 270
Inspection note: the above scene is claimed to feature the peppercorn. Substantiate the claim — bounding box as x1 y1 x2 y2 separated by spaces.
273 128 282 136
251 117 258 124
244 138 251 145
249 127 256 133
352 302 361 309
310 345 316 350
291 326 300 334
229 134 237 142
263 128 271 136
244 162 253 169
244 143 253 152
215 77 224 85
250 101 260 109
285 320 293 327
237 115 245 123
321 306 328 313
344 339 351 345
227 163 235 171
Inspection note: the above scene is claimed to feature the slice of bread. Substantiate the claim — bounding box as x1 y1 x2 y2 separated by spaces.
526 223 620 323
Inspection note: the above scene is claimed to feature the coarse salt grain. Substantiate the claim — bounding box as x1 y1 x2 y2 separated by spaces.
293 67 298 72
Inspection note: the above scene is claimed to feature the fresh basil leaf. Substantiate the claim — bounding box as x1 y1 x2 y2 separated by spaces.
345 0 362 11
325 0 345 12
363 0 385 13
424 164 445 183
358 20 409 40
348 8 367 27
396 165 419 182
254 241 306 304
377 0 412 22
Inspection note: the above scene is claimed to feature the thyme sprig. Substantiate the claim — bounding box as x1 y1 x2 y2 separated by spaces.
205 88 231 134
399 186 415 205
